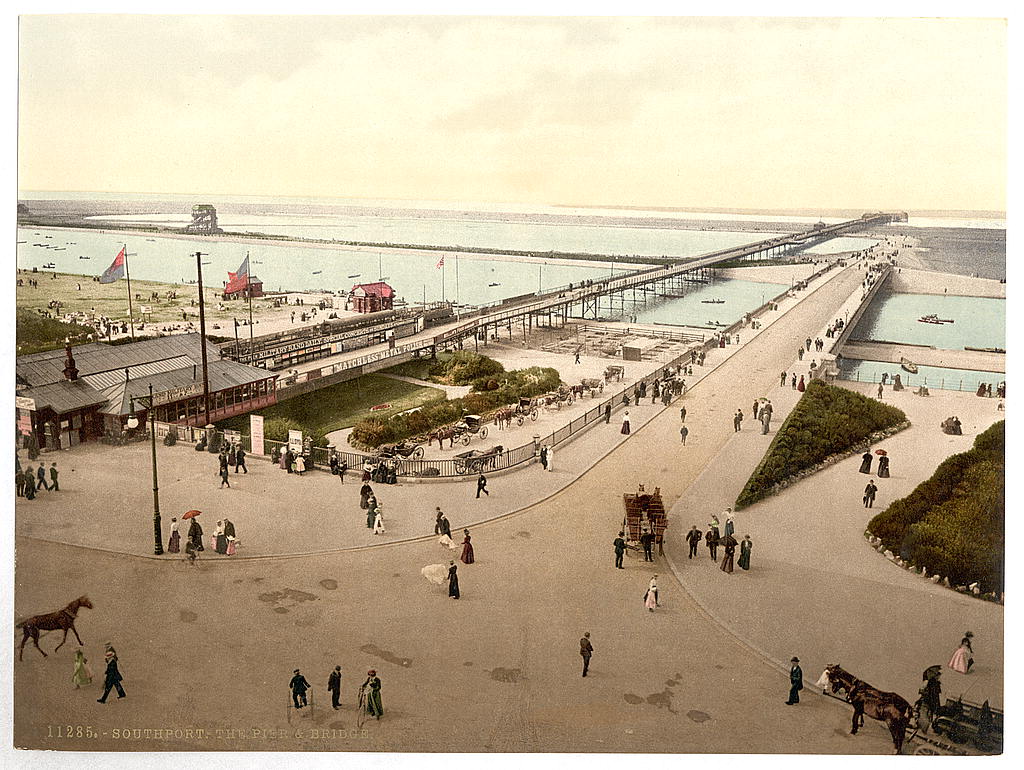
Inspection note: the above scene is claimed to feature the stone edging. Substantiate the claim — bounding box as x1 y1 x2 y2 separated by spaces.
863 530 1004 605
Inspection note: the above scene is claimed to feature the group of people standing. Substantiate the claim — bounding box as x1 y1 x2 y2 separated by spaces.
216 444 247 487
360 483 386 534
15 456 59 500
859 447 890 508
289 667 383 719
682 510 753 575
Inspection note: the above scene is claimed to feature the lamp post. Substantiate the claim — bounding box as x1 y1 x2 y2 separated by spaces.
127 383 163 555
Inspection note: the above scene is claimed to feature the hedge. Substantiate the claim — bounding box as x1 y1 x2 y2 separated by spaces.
735 379 907 509
427 350 504 385
350 366 561 448
868 421 1004 592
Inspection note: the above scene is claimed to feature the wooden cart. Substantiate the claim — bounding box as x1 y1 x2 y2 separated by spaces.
622 484 669 556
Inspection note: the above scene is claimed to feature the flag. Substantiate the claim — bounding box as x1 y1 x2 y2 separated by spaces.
435 255 445 269
224 255 250 294
99 247 126 284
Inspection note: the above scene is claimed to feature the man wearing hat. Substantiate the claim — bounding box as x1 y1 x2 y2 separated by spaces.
579 632 594 677
785 657 803 705
327 666 342 710
97 643 126 703
361 670 383 719
290 669 311 709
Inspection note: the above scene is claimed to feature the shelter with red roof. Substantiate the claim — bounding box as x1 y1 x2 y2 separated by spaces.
348 282 394 313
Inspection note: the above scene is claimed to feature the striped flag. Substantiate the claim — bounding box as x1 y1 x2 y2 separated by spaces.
225 255 250 294
98 247 126 284
435 255 445 269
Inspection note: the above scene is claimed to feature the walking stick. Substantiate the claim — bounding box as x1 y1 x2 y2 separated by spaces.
357 686 367 728
286 688 292 725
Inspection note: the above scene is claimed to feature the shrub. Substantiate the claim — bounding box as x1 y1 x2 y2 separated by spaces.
869 421 1004 592
428 351 505 385
735 380 906 509
163 431 178 446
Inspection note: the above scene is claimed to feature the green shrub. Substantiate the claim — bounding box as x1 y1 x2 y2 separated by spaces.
735 380 906 509
869 421 1004 592
428 350 504 385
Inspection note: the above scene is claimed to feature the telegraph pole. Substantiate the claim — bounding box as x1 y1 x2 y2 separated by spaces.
195 252 211 426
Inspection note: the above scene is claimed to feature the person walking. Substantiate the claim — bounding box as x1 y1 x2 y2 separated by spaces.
785 657 803 705
72 649 92 689
289 669 311 709
720 536 736 573
686 526 702 559
918 667 942 732
36 463 50 491
460 529 475 563
679 405 687 422
435 509 451 538
797 375 805 392
752 400 759 420
214 521 228 554
187 516 204 553
476 474 489 498
546 445 554 472
604 403 611 424
949 632 974 674
733 409 743 432
49 462 60 491
640 527 655 562
780 371 787 386
579 632 594 677
219 463 231 488
680 425 688 445
859 450 873 474
613 531 626 569
621 411 631 435
761 401 773 434
644 575 659 612
633 387 640 406
96 645 126 703
877 382 884 400
361 670 383 719
447 561 460 599
235 446 247 474
539 445 548 470
295 454 306 476
705 527 719 562
167 517 181 553
372 507 386 535
327 666 342 710
738 535 753 570
15 468 25 498
863 480 878 508
877 454 890 478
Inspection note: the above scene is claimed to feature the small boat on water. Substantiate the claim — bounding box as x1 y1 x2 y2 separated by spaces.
900 357 919 374
918 314 955 324
488 282 501 287
700 299 726 304
42 262 56 269
312 270 322 275
348 273 361 278
79 256 91 259
707 320 728 327
16 240 25 244
146 238 156 242
965 346 1006 354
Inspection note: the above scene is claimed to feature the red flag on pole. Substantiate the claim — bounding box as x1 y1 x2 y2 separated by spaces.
224 255 250 294
99 247 126 283
435 255 445 269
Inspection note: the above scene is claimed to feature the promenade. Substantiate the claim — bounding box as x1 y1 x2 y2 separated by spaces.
13 256 1002 754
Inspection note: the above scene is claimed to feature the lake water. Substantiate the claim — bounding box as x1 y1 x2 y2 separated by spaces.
838 359 1004 394
850 290 1005 350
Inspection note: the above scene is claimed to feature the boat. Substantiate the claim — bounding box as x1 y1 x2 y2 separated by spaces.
312 270 322 275
965 346 1006 354
348 273 361 278
488 282 501 287
16 240 25 244
79 256 91 259
146 238 156 242
42 262 56 269
700 299 726 304
918 314 955 325
707 321 728 327
900 358 919 374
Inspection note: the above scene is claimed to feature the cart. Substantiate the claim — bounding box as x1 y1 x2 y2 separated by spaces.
622 484 669 556
453 414 489 446
604 365 625 382
454 445 505 475
580 377 604 397
377 439 425 460
515 397 540 421
929 697 1002 753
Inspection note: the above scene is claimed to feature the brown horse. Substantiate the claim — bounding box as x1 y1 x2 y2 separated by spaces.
428 427 456 449
492 408 516 430
826 664 914 754
16 596 93 661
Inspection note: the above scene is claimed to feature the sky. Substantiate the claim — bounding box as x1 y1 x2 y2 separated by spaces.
17 14 1008 212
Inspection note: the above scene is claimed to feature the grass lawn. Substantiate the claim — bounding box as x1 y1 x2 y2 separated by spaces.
217 373 446 439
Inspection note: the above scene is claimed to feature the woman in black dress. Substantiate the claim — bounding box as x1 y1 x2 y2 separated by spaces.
859 450 873 474
447 561 460 599
877 455 890 478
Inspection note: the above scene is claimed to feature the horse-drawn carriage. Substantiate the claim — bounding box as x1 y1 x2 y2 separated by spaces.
376 439 425 460
515 397 540 421
580 377 604 397
927 697 1002 753
429 414 490 448
604 365 625 382
540 386 576 410
622 484 668 557
454 445 504 475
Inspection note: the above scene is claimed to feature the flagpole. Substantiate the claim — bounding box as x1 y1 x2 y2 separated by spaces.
442 258 446 305
455 253 460 319
124 243 135 341
195 251 211 426
234 317 240 360
248 281 255 366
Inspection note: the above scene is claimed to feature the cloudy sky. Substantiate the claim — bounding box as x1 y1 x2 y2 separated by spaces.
17 15 1007 211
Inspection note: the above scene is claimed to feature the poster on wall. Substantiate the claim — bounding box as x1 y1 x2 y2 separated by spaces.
288 428 303 454
249 414 264 457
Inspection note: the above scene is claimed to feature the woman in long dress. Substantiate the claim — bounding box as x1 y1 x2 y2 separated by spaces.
797 375 806 392
373 508 386 535
214 520 228 554
448 561 460 599
738 536 752 570
859 450 873 474
367 502 378 529
877 455 890 478
724 516 734 538
546 446 554 472
71 649 92 689
360 483 373 510
361 670 383 719
460 529 475 564
621 411 631 435
948 632 974 673
167 517 180 553
644 575 659 612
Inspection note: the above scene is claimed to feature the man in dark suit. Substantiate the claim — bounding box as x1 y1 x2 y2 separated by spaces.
327 666 342 709
686 526 702 559
786 657 803 704
97 645 126 703
290 669 311 709
613 532 626 569
579 632 593 677
863 481 878 508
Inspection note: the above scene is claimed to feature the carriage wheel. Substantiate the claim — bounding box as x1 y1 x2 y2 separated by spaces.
480 426 488 439
412 446 424 459
461 434 471 446
470 460 483 474
455 461 467 475
516 415 525 427
530 408 538 421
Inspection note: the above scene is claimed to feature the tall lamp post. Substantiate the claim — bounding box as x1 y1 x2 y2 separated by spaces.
127 383 163 555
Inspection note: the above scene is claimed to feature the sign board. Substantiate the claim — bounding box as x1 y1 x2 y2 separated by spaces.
139 305 152 314
250 415 265 457
152 382 202 406
288 429 303 454
15 396 36 411
17 409 32 436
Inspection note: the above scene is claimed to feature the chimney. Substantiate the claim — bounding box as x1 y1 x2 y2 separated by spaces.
62 344 79 381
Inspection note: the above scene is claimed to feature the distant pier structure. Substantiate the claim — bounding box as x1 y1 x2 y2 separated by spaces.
185 204 223 234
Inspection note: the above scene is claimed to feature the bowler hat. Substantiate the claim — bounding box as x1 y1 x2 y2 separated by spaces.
791 656 800 663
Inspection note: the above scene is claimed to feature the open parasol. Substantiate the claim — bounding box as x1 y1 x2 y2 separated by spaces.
875 449 888 456
720 534 738 548
182 510 202 519
923 664 942 680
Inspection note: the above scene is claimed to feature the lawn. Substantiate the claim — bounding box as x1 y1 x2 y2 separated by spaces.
217 373 446 444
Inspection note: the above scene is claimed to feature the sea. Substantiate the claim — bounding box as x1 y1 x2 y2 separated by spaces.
17 192 1005 358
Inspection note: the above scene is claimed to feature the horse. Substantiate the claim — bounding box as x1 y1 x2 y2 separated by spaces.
428 427 456 449
16 596 93 661
825 665 914 754
493 408 515 430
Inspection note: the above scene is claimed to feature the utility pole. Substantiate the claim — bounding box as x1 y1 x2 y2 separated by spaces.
195 252 211 426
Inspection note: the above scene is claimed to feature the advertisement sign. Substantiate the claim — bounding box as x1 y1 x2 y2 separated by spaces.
17 409 32 436
15 396 36 411
250 415 265 457
288 429 303 454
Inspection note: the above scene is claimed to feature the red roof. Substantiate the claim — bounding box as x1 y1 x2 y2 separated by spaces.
350 281 394 298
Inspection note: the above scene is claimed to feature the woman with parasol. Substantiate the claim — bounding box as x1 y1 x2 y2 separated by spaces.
876 449 890 478
720 533 738 573
183 510 203 564
918 665 942 732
